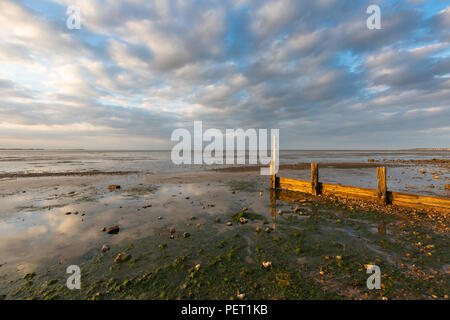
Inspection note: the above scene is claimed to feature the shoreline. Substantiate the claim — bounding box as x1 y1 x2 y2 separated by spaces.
0 158 448 300
0 174 447 300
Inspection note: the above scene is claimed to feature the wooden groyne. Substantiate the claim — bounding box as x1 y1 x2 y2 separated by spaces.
270 162 450 212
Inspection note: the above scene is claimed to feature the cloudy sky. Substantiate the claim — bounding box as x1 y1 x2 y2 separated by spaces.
0 0 449 149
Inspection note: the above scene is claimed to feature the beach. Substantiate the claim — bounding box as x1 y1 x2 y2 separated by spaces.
0 150 448 300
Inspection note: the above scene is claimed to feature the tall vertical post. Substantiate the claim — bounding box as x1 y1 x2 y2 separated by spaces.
377 167 387 205
270 189 277 231
270 134 277 189
311 162 319 196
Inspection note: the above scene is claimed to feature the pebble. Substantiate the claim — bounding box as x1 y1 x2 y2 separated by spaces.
101 244 110 252
106 225 120 234
262 261 272 269
265 227 271 233
183 232 190 238
170 227 176 234
239 217 248 224
237 289 245 299
114 253 130 263
226 222 232 226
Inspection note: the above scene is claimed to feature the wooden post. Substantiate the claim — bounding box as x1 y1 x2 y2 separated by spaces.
270 135 277 189
311 162 319 196
377 167 387 205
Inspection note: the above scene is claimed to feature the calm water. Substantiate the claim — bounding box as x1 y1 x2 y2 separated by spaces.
0 149 448 296
1 149 449 175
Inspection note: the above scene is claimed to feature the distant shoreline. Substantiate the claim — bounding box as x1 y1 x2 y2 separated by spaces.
0 148 448 152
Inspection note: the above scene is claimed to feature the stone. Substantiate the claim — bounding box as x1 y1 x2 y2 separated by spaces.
170 227 176 234
239 217 248 224
265 227 271 233
106 225 120 234
214 217 221 223
101 244 110 252
114 253 131 263
226 222 232 226
100 227 106 232
183 232 190 238
108 185 121 190
262 261 272 269
277 209 283 216
255 227 261 233
23 272 36 280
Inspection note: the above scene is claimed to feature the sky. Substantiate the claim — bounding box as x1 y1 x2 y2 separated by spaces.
0 0 449 150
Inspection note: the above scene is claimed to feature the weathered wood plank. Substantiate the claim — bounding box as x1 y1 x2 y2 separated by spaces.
321 182 378 201
278 177 311 193
388 191 450 211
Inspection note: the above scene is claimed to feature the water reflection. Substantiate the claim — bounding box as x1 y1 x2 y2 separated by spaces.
377 222 387 235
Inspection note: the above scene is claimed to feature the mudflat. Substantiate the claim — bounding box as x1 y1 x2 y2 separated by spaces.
0 150 448 300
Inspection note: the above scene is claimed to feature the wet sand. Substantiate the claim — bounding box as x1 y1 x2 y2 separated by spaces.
0 160 448 300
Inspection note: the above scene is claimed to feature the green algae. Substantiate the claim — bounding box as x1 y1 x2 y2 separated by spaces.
3 190 448 301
